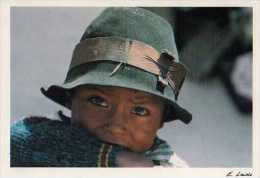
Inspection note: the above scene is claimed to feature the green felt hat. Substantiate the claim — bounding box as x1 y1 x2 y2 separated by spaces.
41 7 192 124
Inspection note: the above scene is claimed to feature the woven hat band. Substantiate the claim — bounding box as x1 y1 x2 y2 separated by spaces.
70 37 160 74
69 37 187 97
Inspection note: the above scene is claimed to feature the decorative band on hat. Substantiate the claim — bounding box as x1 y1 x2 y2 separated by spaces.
70 37 187 99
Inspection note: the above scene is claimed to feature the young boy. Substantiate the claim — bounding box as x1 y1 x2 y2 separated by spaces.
11 7 192 167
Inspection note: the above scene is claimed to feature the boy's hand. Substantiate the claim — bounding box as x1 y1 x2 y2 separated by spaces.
116 151 154 167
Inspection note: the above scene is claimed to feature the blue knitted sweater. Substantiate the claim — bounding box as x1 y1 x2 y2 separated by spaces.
11 117 173 167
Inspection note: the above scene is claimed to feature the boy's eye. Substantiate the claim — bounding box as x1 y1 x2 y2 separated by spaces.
132 106 149 116
87 96 108 108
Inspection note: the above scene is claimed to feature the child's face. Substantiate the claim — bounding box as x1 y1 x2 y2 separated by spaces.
70 86 165 152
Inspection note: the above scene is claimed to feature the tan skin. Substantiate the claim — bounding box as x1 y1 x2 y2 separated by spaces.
70 86 165 166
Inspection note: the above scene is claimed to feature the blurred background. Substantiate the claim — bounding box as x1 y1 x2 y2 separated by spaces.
11 7 252 167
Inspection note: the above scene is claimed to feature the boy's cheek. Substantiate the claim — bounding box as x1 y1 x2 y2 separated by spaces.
123 128 156 152
71 112 103 134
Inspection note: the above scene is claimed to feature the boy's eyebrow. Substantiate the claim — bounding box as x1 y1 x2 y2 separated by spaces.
82 86 157 103
131 92 157 103
83 86 108 94
82 86 120 96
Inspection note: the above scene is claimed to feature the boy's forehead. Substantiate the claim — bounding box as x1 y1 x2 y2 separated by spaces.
75 85 157 99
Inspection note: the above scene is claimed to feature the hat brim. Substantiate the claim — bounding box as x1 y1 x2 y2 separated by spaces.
41 62 192 124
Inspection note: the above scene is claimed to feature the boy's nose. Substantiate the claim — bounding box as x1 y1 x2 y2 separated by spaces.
108 105 128 131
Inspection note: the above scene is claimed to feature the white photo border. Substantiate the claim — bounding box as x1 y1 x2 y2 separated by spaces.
0 0 259 177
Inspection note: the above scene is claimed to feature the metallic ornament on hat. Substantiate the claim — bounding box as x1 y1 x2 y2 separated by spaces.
144 52 187 100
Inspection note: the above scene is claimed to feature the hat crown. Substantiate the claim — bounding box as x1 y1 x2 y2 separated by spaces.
80 7 179 61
